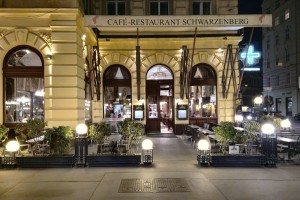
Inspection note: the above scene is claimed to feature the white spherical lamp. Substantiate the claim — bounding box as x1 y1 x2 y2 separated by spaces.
76 123 88 135
142 139 153 150
197 139 210 151
261 123 275 135
6 140 20 152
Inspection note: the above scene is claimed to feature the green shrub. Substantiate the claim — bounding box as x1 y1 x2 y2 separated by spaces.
89 122 112 144
0 124 9 145
44 126 74 155
212 121 247 154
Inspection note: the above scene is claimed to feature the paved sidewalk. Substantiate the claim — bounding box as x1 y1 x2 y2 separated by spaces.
0 135 300 200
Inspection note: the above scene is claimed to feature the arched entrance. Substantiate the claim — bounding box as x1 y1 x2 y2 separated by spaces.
146 65 174 133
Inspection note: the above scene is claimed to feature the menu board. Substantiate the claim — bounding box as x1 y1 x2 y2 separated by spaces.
177 104 188 120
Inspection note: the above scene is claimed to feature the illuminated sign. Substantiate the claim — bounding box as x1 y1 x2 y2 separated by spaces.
85 15 272 28
240 45 261 66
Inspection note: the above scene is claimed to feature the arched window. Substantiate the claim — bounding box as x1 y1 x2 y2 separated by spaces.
189 63 217 118
3 46 44 125
146 64 173 80
103 65 131 119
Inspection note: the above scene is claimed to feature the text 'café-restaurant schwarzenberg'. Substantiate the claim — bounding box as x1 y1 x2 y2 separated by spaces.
0 2 271 133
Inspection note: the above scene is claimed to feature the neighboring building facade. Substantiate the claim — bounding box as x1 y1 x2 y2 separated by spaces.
0 0 270 133
262 0 300 116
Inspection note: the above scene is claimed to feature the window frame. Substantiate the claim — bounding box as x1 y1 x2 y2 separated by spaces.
103 65 132 119
106 0 128 15
3 45 44 127
191 0 212 15
149 0 170 15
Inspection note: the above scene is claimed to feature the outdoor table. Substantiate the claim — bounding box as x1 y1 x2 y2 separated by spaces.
277 136 297 160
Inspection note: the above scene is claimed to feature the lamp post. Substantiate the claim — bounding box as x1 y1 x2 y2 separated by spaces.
142 139 153 166
4 140 20 167
197 139 211 166
75 123 88 167
254 96 263 121
261 123 277 167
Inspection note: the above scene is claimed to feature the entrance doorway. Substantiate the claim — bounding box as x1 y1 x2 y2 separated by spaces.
146 65 174 134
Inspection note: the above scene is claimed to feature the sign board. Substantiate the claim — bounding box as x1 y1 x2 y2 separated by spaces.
177 104 188 120
229 145 240 155
133 105 144 120
85 15 272 28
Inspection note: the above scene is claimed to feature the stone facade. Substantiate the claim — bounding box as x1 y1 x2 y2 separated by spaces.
0 0 242 130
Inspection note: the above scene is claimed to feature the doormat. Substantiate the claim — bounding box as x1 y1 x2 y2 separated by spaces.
118 178 191 193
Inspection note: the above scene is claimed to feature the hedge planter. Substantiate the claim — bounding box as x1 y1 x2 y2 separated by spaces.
16 155 75 168
87 154 141 167
211 155 266 167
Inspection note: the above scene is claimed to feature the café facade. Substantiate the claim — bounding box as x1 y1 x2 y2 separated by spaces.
0 1 271 134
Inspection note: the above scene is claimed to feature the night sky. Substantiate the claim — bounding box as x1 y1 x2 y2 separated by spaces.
238 0 263 50
238 0 264 107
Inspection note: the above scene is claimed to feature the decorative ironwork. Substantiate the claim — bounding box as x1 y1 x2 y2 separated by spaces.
136 45 141 100
92 46 101 100
180 45 189 99
221 44 239 99
136 28 141 100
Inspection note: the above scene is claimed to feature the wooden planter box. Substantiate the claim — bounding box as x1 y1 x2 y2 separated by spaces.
87 154 141 167
211 155 266 167
16 155 75 168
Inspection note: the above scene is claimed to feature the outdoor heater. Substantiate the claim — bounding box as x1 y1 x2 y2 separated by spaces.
4 140 20 167
75 123 88 167
261 123 277 167
197 139 211 166
142 139 153 166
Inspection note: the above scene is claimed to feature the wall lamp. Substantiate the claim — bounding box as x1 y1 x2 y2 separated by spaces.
46 54 53 60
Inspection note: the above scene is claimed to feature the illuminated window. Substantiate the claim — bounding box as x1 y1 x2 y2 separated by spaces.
107 0 126 15
103 65 132 119
146 65 173 80
3 46 44 124
189 64 217 118
150 0 169 15
192 0 211 15
285 9 290 20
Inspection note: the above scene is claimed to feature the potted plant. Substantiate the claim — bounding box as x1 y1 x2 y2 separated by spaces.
44 126 74 155
89 122 113 153
128 121 144 153
87 120 141 167
212 121 247 154
211 121 265 167
16 126 75 168
15 118 47 156
243 121 261 154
